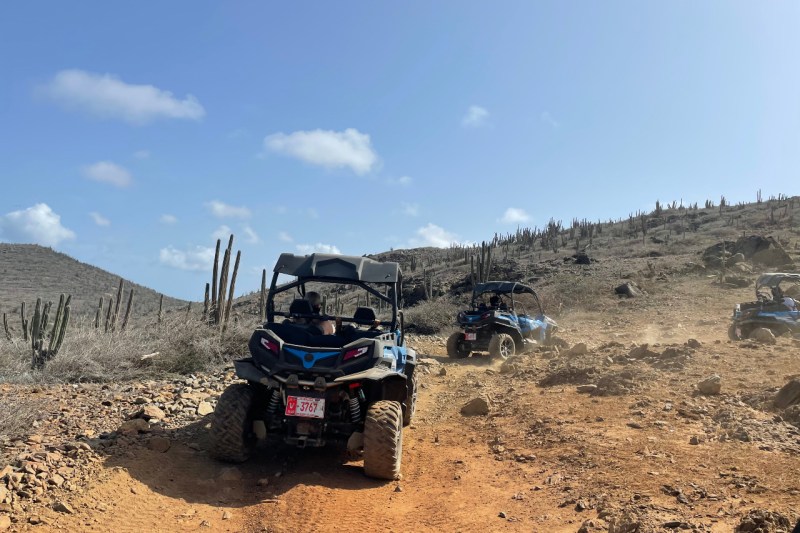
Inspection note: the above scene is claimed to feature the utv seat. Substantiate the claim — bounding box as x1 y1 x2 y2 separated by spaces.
259 322 348 348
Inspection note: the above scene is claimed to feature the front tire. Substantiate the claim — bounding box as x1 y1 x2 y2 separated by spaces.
363 400 403 480
447 332 471 358
488 333 516 359
210 383 256 463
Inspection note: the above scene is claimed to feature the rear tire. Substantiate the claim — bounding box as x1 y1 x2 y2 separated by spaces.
210 383 256 463
403 372 417 427
488 333 516 359
728 323 742 341
363 400 403 480
447 332 471 358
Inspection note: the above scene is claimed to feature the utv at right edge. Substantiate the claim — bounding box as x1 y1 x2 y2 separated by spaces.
447 281 557 359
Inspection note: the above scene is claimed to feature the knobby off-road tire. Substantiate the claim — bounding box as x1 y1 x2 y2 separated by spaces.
446 332 470 358
403 372 417 427
728 323 742 341
488 333 516 359
363 400 403 480
210 383 256 463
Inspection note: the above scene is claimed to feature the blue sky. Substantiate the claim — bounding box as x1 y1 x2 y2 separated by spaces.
1 2 798 300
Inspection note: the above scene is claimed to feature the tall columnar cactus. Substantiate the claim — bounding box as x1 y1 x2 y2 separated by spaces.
20 302 28 342
111 278 124 331
158 294 164 324
222 250 241 333
259 269 267 322
2 313 11 341
31 294 70 369
104 297 114 333
211 238 221 319
121 289 135 330
95 297 103 329
202 284 210 322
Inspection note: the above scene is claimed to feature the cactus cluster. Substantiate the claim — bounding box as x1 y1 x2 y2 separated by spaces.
30 294 71 369
207 235 241 332
470 241 493 286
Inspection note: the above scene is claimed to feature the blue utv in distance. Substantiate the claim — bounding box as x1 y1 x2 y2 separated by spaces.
447 281 558 359
729 272 800 340
210 253 416 480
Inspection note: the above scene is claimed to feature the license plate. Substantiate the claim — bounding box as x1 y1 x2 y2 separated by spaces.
465 332 477 341
285 396 325 419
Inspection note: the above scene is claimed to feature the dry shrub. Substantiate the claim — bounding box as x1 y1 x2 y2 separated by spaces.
0 396 44 439
0 315 253 383
403 297 460 335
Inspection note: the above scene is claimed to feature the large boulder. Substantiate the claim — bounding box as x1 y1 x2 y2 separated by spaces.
702 235 794 268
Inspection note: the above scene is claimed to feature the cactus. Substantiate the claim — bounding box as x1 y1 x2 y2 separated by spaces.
94 297 103 329
20 302 28 342
259 269 267 322
31 294 70 368
202 283 210 322
222 250 241 332
121 289 134 330
211 238 221 318
2 313 10 341
104 297 114 333
216 235 234 325
111 278 124 331
158 294 164 324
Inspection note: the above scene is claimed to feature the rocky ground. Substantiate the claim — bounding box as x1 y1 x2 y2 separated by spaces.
0 275 799 532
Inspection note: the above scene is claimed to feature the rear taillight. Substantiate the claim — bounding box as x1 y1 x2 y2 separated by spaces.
344 346 369 361
260 338 279 354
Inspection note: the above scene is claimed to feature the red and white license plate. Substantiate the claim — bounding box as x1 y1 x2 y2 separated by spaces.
465 332 477 341
285 396 325 419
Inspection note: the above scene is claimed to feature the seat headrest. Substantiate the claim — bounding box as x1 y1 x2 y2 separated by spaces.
354 306 376 322
289 299 314 315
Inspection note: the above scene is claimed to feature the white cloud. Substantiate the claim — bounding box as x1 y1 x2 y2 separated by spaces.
160 214 178 224
40 69 205 125
0 203 76 247
410 223 459 248
211 225 232 241
206 200 251 219
264 128 378 175
462 105 489 127
499 207 530 224
296 243 342 255
242 225 260 244
82 161 132 188
387 176 413 186
89 212 110 227
278 231 293 242
133 149 150 159
159 245 215 271
400 203 420 217
541 111 560 128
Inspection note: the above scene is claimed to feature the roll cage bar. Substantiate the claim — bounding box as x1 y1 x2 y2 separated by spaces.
471 280 545 316
265 253 402 330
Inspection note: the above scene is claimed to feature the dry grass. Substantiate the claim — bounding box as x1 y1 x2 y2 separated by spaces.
403 298 462 335
0 315 252 383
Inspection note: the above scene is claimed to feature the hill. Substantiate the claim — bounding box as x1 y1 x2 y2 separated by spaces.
0 244 187 320
229 194 800 321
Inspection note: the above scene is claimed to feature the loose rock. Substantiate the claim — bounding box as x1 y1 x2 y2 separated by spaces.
697 374 722 395
460 397 489 416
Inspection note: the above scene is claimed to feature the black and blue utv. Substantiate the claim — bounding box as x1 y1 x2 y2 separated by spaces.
447 281 557 359
729 273 800 340
210 253 416 480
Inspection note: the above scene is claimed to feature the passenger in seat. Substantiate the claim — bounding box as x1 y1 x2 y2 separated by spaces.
305 292 336 335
